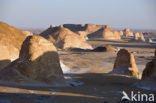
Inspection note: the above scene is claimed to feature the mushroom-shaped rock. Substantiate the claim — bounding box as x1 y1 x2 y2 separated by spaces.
110 49 141 79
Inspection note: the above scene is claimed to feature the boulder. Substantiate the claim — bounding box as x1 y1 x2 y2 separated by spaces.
40 26 93 50
0 22 27 68
123 28 133 37
0 35 64 84
110 49 141 78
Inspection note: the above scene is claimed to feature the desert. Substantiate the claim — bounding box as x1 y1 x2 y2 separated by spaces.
0 22 155 103
0 0 156 102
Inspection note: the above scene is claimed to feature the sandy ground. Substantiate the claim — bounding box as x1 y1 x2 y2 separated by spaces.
0 38 156 103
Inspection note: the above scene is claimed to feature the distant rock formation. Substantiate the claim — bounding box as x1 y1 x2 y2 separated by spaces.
88 25 121 40
63 24 122 40
136 50 156 91
40 26 93 50
134 32 145 41
119 31 123 36
63 24 103 34
110 49 141 79
0 35 64 84
50 25 56 28
147 38 152 43
22 30 33 36
85 24 104 34
0 22 27 68
76 31 88 41
142 50 156 79
123 28 133 37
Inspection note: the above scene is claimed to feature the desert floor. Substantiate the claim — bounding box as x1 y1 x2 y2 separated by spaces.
0 38 156 103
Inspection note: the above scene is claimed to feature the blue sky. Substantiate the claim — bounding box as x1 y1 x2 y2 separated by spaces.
0 0 156 29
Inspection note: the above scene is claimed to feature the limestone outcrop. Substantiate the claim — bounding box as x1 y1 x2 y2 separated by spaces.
0 22 27 68
40 26 93 50
0 35 64 84
123 28 133 37
110 49 141 78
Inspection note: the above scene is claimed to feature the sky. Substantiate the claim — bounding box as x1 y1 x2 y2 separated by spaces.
0 0 156 30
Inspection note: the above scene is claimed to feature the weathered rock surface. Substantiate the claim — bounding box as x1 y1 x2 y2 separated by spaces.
110 49 141 79
40 26 93 50
133 32 145 42
0 22 27 68
123 28 133 37
0 43 18 69
22 30 33 36
88 25 121 40
76 31 88 41
147 38 152 43
0 35 64 84
136 50 156 91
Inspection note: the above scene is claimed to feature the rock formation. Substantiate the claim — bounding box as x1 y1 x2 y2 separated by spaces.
22 30 33 36
63 24 103 34
0 22 27 68
92 45 116 52
0 43 18 69
110 49 141 78
147 38 152 43
63 24 122 40
142 50 156 79
85 24 104 34
123 28 133 37
40 26 93 50
0 35 64 84
76 31 88 41
88 25 121 40
134 32 145 42
136 50 156 91
119 31 123 36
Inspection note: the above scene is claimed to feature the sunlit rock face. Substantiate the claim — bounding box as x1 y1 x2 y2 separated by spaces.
88 25 121 40
123 28 134 37
22 30 33 36
0 35 64 84
111 49 141 79
40 26 93 50
0 22 27 69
